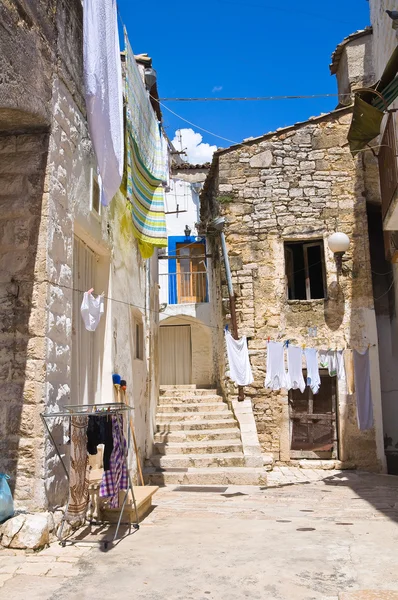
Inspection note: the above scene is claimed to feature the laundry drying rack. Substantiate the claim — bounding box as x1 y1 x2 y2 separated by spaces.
41 403 139 549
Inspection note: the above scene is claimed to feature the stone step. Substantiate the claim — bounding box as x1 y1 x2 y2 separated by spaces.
156 411 233 423
158 394 224 404
144 467 268 486
146 452 248 469
156 419 238 432
154 428 241 443
154 440 243 455
157 402 229 413
160 386 217 395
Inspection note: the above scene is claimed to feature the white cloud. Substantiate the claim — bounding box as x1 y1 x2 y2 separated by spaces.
172 128 217 164
212 85 223 93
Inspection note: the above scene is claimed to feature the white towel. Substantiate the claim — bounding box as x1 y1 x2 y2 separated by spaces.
353 349 374 431
225 331 254 386
264 341 288 391
286 345 306 393
83 0 124 206
336 350 346 381
304 348 321 394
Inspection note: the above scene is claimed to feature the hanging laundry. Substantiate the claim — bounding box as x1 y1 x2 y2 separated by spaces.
83 0 124 206
304 348 321 394
225 330 254 387
353 348 374 431
65 416 90 526
336 350 346 382
264 341 288 391
80 291 104 332
319 349 328 369
87 415 114 471
100 414 128 508
122 30 167 258
344 349 355 394
286 345 306 393
319 350 337 377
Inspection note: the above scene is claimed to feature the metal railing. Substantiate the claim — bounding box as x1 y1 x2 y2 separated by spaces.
159 272 208 304
379 114 398 221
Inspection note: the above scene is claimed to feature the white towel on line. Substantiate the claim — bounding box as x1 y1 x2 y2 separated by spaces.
264 341 288 391
225 330 254 386
286 345 306 393
83 0 124 206
304 348 321 394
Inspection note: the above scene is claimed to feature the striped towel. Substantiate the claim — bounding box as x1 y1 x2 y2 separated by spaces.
125 133 167 258
124 29 166 182
123 29 167 257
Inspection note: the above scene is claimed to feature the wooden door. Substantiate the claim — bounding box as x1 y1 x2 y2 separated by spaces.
159 325 192 385
289 372 338 459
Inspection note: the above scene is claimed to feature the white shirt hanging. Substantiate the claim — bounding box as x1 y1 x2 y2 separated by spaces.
286 345 306 393
81 292 104 332
225 330 254 386
264 341 288 391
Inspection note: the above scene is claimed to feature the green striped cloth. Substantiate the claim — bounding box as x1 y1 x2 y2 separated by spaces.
123 29 167 258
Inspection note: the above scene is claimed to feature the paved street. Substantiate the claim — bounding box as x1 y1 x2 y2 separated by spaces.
1 468 398 600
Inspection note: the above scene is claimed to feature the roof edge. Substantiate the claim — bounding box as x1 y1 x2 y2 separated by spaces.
330 26 373 75
214 106 353 157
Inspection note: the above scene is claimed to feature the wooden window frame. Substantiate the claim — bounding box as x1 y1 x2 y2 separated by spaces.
284 240 327 301
134 320 144 361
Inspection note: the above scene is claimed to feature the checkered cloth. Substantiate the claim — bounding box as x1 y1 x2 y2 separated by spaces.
99 414 128 508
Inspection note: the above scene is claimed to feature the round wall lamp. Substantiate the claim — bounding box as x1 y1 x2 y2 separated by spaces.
328 232 350 273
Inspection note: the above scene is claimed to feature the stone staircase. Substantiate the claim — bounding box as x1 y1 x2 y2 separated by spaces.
144 385 268 486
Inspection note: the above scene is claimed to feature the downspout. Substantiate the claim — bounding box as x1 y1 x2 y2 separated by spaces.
219 231 245 402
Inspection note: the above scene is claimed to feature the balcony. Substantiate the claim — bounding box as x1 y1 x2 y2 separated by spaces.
159 272 208 305
379 114 398 230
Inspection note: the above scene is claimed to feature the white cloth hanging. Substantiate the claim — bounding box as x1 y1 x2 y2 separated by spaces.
286 345 305 393
83 0 124 206
319 350 337 376
353 348 373 431
264 341 288 391
81 292 104 332
336 350 346 381
304 348 321 394
225 330 254 386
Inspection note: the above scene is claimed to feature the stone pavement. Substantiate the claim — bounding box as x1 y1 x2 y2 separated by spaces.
1 468 398 599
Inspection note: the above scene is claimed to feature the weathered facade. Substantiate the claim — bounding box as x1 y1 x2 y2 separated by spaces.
0 0 159 514
201 107 386 471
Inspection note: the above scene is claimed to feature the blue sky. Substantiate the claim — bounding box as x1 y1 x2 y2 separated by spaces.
118 0 370 154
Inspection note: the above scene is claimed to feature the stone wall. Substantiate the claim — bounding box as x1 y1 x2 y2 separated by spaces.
201 108 386 471
0 0 159 511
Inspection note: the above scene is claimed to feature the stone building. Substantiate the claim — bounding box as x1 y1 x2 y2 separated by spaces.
0 0 159 514
200 106 386 472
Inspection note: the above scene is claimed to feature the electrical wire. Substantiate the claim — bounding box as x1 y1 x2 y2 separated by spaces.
154 98 240 145
159 94 351 102
374 278 395 302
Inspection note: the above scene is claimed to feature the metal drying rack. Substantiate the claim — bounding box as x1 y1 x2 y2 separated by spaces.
41 403 139 550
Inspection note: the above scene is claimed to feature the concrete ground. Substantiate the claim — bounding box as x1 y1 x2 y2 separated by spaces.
1 467 398 600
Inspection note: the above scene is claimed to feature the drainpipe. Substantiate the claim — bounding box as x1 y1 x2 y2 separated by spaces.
220 231 245 402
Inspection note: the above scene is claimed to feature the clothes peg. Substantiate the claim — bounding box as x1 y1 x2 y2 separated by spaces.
88 288 94 294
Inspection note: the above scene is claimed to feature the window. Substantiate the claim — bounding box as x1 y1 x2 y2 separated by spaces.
289 371 337 457
176 242 207 303
91 168 101 216
284 240 326 300
135 320 144 360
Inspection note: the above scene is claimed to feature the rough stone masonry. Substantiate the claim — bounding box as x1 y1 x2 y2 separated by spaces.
201 107 385 472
